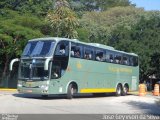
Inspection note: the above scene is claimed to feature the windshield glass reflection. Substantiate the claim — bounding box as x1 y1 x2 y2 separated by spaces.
22 40 55 57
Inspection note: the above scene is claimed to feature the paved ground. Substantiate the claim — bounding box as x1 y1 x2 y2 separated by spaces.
0 91 160 115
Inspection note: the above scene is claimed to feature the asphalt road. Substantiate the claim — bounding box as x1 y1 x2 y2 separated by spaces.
0 91 160 120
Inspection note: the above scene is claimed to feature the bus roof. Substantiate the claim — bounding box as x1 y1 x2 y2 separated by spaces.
29 37 138 56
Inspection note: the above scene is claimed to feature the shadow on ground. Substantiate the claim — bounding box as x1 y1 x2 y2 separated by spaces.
12 92 123 100
126 98 160 115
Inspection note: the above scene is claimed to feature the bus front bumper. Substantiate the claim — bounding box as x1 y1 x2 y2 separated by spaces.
17 87 49 95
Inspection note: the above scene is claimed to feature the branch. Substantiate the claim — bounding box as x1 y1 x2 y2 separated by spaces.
0 39 6 49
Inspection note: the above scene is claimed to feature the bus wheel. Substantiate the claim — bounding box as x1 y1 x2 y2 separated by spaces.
67 84 75 99
116 84 122 96
41 95 48 98
122 85 129 96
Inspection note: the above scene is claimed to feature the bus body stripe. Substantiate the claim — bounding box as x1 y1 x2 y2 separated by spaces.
80 88 116 93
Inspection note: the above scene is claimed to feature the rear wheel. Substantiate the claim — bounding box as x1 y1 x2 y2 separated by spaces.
122 85 129 96
116 84 122 96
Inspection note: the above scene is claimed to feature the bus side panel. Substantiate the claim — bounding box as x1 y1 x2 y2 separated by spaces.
48 59 139 94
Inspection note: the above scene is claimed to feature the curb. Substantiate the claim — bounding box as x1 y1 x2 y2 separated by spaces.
0 88 17 92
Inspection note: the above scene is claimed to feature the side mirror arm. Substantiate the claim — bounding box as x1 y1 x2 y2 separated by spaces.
10 58 20 71
44 58 52 70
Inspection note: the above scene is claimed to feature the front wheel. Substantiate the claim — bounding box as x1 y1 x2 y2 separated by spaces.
41 95 48 98
116 84 122 96
67 84 75 99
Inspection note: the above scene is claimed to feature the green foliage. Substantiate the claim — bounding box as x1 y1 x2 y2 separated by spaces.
0 20 42 55
46 0 79 38
77 28 89 42
0 9 44 81
80 6 160 80
0 0 160 84
70 0 132 11
0 24 42 52
80 6 145 44
68 0 132 17
0 0 53 16
111 14 160 80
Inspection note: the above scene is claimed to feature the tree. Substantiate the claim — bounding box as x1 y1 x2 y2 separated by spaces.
0 0 53 16
0 10 44 86
80 6 145 44
70 0 132 12
46 0 79 38
80 6 160 81
111 13 160 81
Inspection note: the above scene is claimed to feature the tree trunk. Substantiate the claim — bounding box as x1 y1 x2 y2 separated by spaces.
2 54 9 80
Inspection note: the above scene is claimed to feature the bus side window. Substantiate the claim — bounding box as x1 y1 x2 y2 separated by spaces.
71 48 75 57
70 43 82 58
59 44 66 55
129 56 134 66
109 54 114 63
114 55 119 64
74 48 81 58
95 49 105 62
118 55 122 64
122 56 129 65
106 54 110 62
107 51 114 63
114 53 122 64
84 47 93 60
71 43 76 57
133 56 138 66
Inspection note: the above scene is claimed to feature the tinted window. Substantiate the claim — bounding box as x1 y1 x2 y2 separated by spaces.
114 53 122 64
95 49 106 62
133 56 138 66
22 41 55 57
109 53 114 63
71 43 83 58
84 46 94 60
129 56 138 66
122 55 129 65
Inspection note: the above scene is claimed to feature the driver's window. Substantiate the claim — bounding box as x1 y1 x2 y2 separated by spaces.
54 41 69 56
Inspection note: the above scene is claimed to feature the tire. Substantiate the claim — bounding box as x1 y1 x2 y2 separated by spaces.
67 84 74 99
116 84 122 96
122 85 128 96
41 95 48 98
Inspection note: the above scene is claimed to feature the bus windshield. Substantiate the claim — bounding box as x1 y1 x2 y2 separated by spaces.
22 40 55 57
19 59 49 81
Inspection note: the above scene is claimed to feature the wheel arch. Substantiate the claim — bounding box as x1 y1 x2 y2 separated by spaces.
116 82 123 89
123 83 129 89
66 80 78 93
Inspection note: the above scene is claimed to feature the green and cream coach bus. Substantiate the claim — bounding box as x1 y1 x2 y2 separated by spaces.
10 37 139 99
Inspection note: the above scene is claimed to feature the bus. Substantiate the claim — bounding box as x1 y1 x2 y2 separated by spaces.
10 37 139 99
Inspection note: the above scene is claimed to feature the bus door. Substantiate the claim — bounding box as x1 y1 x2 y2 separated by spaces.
51 41 69 79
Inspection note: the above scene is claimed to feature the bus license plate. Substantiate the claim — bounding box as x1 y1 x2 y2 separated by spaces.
26 90 32 93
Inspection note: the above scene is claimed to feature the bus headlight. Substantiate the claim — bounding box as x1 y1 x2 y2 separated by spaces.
39 85 48 90
17 84 22 87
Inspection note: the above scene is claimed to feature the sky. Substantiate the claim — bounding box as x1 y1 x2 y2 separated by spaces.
130 0 160 11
